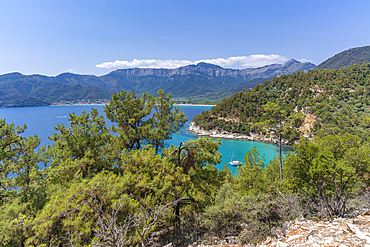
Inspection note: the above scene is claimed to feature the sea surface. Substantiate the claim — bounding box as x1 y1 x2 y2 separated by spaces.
0 105 292 174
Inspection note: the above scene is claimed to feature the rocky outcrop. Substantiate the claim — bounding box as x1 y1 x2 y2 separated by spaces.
258 210 370 247
298 113 316 139
187 122 289 145
183 210 370 247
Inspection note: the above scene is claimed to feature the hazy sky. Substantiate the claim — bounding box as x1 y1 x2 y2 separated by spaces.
1 0 370 76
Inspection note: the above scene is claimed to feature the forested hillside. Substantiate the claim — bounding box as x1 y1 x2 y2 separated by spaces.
316 45 370 70
193 63 370 143
0 73 113 107
178 77 271 104
1 89 370 246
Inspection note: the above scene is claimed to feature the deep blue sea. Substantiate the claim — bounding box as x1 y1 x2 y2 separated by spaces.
0 105 292 174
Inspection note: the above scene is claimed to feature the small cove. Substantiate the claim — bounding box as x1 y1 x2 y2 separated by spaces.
0 105 292 173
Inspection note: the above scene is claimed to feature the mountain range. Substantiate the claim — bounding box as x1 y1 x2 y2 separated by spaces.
0 59 315 107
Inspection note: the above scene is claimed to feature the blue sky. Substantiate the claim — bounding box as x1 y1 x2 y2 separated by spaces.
1 0 370 76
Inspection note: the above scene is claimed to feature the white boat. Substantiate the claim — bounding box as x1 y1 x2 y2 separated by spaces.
229 150 242 166
229 160 242 166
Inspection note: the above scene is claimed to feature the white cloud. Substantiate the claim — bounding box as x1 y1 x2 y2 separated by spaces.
96 55 290 69
195 55 288 68
297 58 313 63
96 59 193 69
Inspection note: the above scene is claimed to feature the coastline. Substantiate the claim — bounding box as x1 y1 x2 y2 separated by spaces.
51 103 215 107
51 103 106 107
1 102 214 109
174 103 215 107
187 122 289 145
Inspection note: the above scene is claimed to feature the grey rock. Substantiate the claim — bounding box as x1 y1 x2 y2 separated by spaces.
282 221 291 236
306 230 318 240
229 239 241 244
271 227 282 237
298 214 305 221
218 240 227 245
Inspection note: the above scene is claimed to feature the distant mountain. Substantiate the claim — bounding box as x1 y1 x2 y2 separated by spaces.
0 74 113 108
316 45 370 70
0 60 316 107
96 60 315 96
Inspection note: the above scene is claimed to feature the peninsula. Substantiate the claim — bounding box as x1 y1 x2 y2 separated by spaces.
191 62 370 145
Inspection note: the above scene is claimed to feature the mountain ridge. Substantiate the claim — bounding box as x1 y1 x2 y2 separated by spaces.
316 45 370 70
0 60 316 107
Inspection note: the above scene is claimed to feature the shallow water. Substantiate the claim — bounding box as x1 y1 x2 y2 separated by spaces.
0 105 292 173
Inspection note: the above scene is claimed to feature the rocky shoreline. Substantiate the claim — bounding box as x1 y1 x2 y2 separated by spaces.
187 122 289 145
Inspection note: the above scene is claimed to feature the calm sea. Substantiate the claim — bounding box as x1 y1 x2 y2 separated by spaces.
0 105 292 174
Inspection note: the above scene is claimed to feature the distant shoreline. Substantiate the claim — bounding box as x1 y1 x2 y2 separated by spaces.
51 103 106 107
51 103 215 107
174 103 215 107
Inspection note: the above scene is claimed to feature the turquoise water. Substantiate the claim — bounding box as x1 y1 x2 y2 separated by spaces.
0 105 292 173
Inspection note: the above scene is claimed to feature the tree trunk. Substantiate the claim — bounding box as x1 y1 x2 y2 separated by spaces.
279 114 283 181
279 130 283 181
175 201 180 227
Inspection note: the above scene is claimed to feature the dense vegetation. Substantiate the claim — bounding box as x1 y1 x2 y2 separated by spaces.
174 78 271 105
316 45 370 70
193 63 370 143
0 75 113 107
1 89 370 246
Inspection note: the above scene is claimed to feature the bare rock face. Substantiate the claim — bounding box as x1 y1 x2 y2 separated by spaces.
258 211 370 247
298 113 316 139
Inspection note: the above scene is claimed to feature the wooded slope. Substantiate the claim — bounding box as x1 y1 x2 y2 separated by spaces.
317 45 370 70
193 63 370 143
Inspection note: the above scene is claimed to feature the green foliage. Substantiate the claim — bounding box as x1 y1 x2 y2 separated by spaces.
4 86 370 246
104 90 156 151
29 145 190 246
46 109 113 183
203 183 303 244
0 119 47 246
238 193 302 245
203 183 243 238
105 89 186 153
0 78 112 108
316 45 370 70
193 63 370 143
27 172 139 246
234 147 267 195
147 90 187 153
163 137 224 214
284 134 370 217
